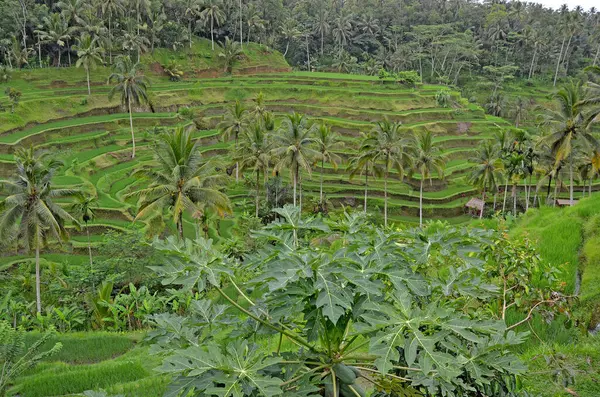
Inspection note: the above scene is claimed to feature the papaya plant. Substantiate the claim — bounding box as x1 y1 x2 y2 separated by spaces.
149 206 531 397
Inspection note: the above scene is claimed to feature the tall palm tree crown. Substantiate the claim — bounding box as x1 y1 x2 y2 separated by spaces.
235 121 271 217
219 100 249 182
74 33 104 95
361 120 411 227
128 127 231 239
409 131 446 226
0 148 80 313
271 112 318 209
469 141 503 219
314 124 342 204
108 56 150 158
540 80 598 204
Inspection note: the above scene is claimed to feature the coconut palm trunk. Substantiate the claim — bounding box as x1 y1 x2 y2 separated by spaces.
364 169 368 213
256 169 260 217
86 224 94 290
86 66 91 95
35 236 42 313
512 184 517 214
177 213 184 240
419 178 424 226
502 180 509 213
480 187 486 219
128 95 136 158
320 159 324 203
569 156 574 205
554 179 559 207
239 0 243 47
293 165 297 207
211 15 215 50
554 36 566 86
384 164 388 228
493 190 497 211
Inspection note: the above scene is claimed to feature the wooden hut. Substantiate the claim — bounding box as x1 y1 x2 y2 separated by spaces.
465 197 484 216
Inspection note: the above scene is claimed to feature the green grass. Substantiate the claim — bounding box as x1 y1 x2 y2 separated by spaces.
521 338 600 397
24 332 138 364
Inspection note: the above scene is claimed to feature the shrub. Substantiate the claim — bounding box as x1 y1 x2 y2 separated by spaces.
394 70 420 87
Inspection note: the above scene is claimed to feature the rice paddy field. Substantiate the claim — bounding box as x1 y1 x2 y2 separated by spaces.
2 40 600 266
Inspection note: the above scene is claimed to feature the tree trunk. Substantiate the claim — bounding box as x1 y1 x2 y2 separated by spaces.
554 179 559 207
256 169 260 217
240 0 243 47
38 33 42 68
419 178 424 226
211 15 215 50
189 19 192 48
384 166 388 228
293 167 297 207
177 212 184 240
58 48 62 67
284 40 290 57
590 177 593 196
528 44 537 79
512 184 517 214
321 30 324 55
480 187 486 219
299 172 303 212
84 224 95 292
502 180 509 213
524 178 529 211
553 36 566 86
67 40 71 66
493 190 498 211
594 43 600 66
569 156 574 205
320 159 324 203
35 237 42 314
364 169 368 213
235 136 239 182
128 95 136 158
86 67 91 95
109 13 112 64
306 35 310 71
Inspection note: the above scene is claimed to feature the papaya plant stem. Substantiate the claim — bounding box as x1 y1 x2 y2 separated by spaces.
339 334 358 355
214 285 316 352
280 364 327 387
353 366 410 381
331 368 338 397
228 275 255 306
347 385 362 397
348 362 422 372
276 333 283 354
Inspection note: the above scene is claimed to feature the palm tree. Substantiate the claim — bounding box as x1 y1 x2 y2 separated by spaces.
127 127 231 239
271 113 318 209
70 194 97 288
108 56 150 159
121 32 150 63
236 121 271 217
38 13 73 67
579 147 600 196
74 33 104 95
540 81 598 205
218 100 249 182
280 18 301 57
199 0 225 51
314 7 329 56
100 0 124 63
469 141 503 219
313 124 342 204
218 36 243 73
349 138 380 213
409 131 446 226
332 14 352 52
0 148 80 313
184 0 201 48
362 120 410 227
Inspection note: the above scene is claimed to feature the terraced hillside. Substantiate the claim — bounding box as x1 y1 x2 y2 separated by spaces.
1 66 525 261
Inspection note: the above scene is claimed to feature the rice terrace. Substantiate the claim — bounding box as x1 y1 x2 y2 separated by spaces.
1 1 600 397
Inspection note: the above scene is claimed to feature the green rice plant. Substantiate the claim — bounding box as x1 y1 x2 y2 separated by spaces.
22 332 136 364
13 360 148 397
